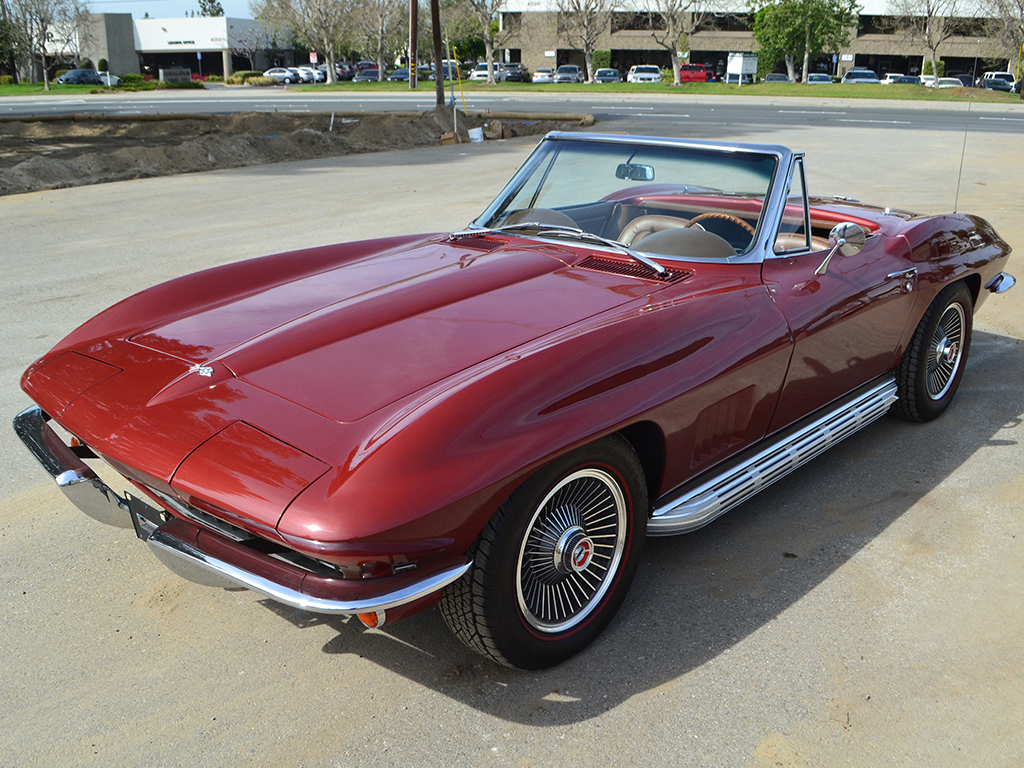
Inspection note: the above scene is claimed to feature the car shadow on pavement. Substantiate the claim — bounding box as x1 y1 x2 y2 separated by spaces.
257 329 1023 726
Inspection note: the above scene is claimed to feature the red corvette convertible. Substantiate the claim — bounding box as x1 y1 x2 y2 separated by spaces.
15 133 1014 669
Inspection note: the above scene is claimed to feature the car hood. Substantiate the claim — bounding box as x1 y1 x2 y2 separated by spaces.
126 236 664 423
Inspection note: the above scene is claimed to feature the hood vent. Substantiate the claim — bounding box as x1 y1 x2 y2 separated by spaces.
456 236 510 252
577 256 692 283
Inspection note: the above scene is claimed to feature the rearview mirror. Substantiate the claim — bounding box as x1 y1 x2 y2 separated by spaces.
615 163 655 182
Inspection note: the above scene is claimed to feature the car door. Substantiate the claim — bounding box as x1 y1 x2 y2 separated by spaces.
760 157 918 432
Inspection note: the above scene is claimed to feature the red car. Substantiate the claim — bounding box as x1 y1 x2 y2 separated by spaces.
15 134 1014 669
679 63 710 82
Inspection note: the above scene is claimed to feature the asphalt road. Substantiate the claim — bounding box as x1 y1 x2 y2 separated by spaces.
1 111 1021 766
2 87 1023 138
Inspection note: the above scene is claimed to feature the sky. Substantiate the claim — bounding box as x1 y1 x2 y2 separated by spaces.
86 0 255 21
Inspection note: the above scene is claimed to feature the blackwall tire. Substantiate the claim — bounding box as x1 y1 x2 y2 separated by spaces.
892 281 973 422
440 435 647 669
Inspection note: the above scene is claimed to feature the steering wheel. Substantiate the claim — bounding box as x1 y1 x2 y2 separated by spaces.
686 212 756 235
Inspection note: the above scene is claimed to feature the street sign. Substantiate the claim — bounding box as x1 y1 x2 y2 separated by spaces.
310 52 318 64
197 51 202 61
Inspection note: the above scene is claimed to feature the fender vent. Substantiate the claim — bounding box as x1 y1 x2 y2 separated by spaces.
577 256 692 283
456 237 509 251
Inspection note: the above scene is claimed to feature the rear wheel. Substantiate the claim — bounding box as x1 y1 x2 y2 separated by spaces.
440 436 647 669
892 281 973 422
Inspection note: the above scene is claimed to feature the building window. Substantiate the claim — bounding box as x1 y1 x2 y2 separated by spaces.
858 16 898 36
694 13 753 33
611 12 666 33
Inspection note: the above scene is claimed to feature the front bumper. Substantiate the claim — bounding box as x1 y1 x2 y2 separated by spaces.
13 405 471 617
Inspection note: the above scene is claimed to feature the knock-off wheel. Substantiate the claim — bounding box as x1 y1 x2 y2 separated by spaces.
440 435 647 669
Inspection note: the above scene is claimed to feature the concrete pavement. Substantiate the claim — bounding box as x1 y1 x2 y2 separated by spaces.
1 122 1021 767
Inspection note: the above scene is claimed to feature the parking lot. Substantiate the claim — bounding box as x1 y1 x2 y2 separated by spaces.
1 112 1022 766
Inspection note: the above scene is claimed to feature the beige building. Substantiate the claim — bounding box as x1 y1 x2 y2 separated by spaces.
499 0 1013 80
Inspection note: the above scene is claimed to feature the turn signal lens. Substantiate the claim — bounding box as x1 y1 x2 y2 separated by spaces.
357 610 385 628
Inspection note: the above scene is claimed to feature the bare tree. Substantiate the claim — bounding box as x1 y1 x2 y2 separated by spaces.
354 0 405 80
231 23 270 70
460 0 510 83
252 0 354 84
984 0 1024 82
556 0 611 82
643 0 702 85
888 0 973 81
11 0 86 89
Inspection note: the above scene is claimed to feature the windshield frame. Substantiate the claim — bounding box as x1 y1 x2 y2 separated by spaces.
466 132 793 265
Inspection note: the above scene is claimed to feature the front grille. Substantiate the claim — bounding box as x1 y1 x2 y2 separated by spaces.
577 256 692 283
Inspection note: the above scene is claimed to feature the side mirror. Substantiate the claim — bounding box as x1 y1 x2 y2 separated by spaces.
828 221 867 257
815 222 869 276
615 163 655 181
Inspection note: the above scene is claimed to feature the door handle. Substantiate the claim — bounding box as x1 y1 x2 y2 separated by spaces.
886 268 918 280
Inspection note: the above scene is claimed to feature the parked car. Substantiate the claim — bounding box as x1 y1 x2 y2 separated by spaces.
763 73 790 83
13 132 1014 670
295 66 324 83
841 69 880 83
97 71 121 86
55 69 103 85
978 71 1015 90
288 67 313 83
335 62 356 80
352 69 380 82
895 75 922 85
723 73 754 84
979 77 1013 92
679 64 710 82
627 65 662 83
386 67 431 82
936 77 964 88
920 74 937 87
531 67 555 83
594 68 621 83
503 63 528 82
805 73 832 84
263 68 299 84
881 73 904 84
469 62 508 82
355 61 376 72
553 65 583 83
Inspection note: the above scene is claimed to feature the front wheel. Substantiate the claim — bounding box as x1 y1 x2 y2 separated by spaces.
440 435 647 669
892 281 973 422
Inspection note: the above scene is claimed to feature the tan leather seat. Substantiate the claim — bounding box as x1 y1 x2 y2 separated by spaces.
619 214 690 245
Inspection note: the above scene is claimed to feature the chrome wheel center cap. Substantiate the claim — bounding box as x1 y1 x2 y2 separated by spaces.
936 335 957 364
553 526 594 574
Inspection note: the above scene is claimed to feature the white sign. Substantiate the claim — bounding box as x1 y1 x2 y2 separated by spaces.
727 52 758 75
842 54 854 61
310 52 318 64
544 50 555 58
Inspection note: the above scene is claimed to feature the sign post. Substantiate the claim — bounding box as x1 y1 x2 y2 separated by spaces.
196 50 202 80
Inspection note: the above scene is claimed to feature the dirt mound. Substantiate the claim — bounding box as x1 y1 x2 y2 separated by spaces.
0 107 580 196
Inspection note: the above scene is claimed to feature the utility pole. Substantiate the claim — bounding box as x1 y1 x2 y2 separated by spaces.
409 0 418 89
431 0 444 105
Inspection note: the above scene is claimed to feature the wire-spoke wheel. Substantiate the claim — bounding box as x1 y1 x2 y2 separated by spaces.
440 436 647 669
893 281 973 422
516 468 627 634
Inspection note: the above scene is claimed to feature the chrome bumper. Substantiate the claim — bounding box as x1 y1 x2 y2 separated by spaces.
13 404 471 616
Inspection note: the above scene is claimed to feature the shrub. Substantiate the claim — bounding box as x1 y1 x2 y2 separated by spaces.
0 75 14 85
245 76 276 86
205 74 223 82
120 72 144 84
98 58 108 71
922 59 945 77
593 50 611 71
81 58 94 70
234 70 265 82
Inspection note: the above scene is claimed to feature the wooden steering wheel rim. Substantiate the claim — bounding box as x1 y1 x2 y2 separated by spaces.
685 212 756 235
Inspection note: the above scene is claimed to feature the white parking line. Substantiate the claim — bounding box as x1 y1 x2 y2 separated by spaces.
837 118 912 124
978 116 1024 122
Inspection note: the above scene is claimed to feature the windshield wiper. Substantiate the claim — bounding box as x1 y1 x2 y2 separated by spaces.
449 223 667 276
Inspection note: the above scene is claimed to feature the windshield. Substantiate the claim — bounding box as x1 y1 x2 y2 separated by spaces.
471 138 778 259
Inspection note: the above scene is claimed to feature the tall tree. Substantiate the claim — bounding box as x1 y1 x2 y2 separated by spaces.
198 0 224 16
354 0 405 80
887 0 967 84
752 0 859 82
11 0 86 89
984 0 1023 91
643 0 701 85
556 0 611 82
460 0 507 83
230 23 270 69
252 0 353 83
